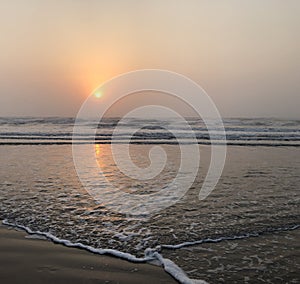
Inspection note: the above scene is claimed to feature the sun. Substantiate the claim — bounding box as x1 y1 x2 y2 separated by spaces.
94 92 102 99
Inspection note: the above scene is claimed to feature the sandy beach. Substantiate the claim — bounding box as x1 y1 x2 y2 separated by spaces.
0 225 177 284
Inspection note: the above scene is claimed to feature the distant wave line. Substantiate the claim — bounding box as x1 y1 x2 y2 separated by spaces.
0 141 299 147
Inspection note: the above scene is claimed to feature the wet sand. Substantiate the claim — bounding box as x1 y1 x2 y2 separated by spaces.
0 226 177 284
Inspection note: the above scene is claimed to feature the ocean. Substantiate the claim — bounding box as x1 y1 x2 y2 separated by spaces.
0 117 299 283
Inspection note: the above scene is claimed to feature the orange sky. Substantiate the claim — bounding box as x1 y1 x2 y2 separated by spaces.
0 0 299 118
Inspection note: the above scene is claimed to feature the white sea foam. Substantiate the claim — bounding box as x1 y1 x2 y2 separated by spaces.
25 234 47 240
2 219 208 284
152 250 208 284
161 224 300 250
3 219 298 283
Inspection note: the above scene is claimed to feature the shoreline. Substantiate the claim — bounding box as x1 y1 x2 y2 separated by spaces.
0 225 178 284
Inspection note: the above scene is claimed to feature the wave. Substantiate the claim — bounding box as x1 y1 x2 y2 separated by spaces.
2 131 299 139
0 117 299 147
3 219 299 283
2 219 206 284
0 117 299 128
0 117 76 125
0 141 299 147
161 224 300 250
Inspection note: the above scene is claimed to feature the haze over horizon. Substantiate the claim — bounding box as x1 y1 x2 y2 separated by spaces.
0 0 299 119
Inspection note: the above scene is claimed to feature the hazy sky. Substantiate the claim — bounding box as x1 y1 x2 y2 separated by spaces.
0 0 299 118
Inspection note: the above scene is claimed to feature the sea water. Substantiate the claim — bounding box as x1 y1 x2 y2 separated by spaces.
0 117 299 283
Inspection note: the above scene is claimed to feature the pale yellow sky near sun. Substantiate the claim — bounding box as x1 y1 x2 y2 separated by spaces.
0 0 299 118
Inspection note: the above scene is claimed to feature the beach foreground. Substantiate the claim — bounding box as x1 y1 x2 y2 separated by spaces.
0 226 177 284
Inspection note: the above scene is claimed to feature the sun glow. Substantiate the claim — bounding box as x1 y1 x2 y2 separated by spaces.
94 92 102 99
